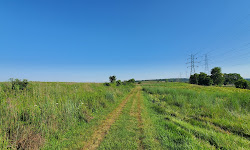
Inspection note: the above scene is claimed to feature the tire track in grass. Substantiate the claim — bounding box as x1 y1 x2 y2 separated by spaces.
128 88 143 149
82 88 136 150
140 92 163 150
135 87 144 149
129 90 138 117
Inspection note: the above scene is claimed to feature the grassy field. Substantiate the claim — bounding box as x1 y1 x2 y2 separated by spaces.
1 81 249 149
142 82 250 149
0 82 134 149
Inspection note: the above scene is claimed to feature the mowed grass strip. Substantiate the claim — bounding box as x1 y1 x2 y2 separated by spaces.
140 91 163 150
82 88 137 150
97 87 141 150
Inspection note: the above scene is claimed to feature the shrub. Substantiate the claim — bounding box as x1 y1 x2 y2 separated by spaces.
128 78 135 83
234 79 249 89
224 73 243 85
104 82 111 86
10 78 29 90
116 80 122 86
189 74 199 84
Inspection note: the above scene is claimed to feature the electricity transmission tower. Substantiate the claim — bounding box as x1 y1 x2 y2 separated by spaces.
186 53 199 76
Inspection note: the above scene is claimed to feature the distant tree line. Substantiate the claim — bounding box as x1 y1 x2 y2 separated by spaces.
189 67 250 89
104 76 135 86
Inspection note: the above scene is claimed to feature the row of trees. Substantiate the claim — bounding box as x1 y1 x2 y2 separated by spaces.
104 76 135 86
189 67 249 89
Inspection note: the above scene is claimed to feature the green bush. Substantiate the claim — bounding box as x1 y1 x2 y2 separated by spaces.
234 79 249 89
116 80 122 86
10 78 29 90
104 82 111 86
128 78 135 83
189 73 199 84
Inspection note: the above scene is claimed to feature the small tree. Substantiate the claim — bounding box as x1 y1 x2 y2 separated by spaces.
109 76 116 83
211 67 224 85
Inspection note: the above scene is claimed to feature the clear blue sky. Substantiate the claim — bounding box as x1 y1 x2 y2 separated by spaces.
0 0 250 82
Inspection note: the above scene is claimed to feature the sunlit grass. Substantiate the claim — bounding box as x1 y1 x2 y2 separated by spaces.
142 82 250 149
0 82 134 149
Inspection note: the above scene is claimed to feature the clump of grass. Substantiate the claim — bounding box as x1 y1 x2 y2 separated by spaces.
105 92 115 102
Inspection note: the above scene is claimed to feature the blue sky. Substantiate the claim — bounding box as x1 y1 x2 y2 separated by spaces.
0 0 250 82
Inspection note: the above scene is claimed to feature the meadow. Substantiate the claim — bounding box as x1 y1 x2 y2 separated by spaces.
0 82 134 149
142 82 250 149
0 81 249 149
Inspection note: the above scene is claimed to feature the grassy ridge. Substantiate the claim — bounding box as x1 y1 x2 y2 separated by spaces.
142 82 250 149
0 82 134 149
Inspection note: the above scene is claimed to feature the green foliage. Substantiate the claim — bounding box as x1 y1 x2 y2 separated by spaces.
128 78 135 83
190 73 212 86
116 80 122 86
109 76 116 83
9 78 29 90
104 82 111 86
198 72 213 86
122 80 136 87
223 73 243 85
234 79 249 89
189 73 199 84
211 67 224 85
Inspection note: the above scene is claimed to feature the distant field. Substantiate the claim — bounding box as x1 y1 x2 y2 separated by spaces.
0 82 249 149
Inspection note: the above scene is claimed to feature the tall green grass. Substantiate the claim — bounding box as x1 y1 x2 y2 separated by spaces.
143 82 250 149
0 82 134 149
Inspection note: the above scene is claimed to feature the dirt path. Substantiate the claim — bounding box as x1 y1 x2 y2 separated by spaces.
82 87 137 150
